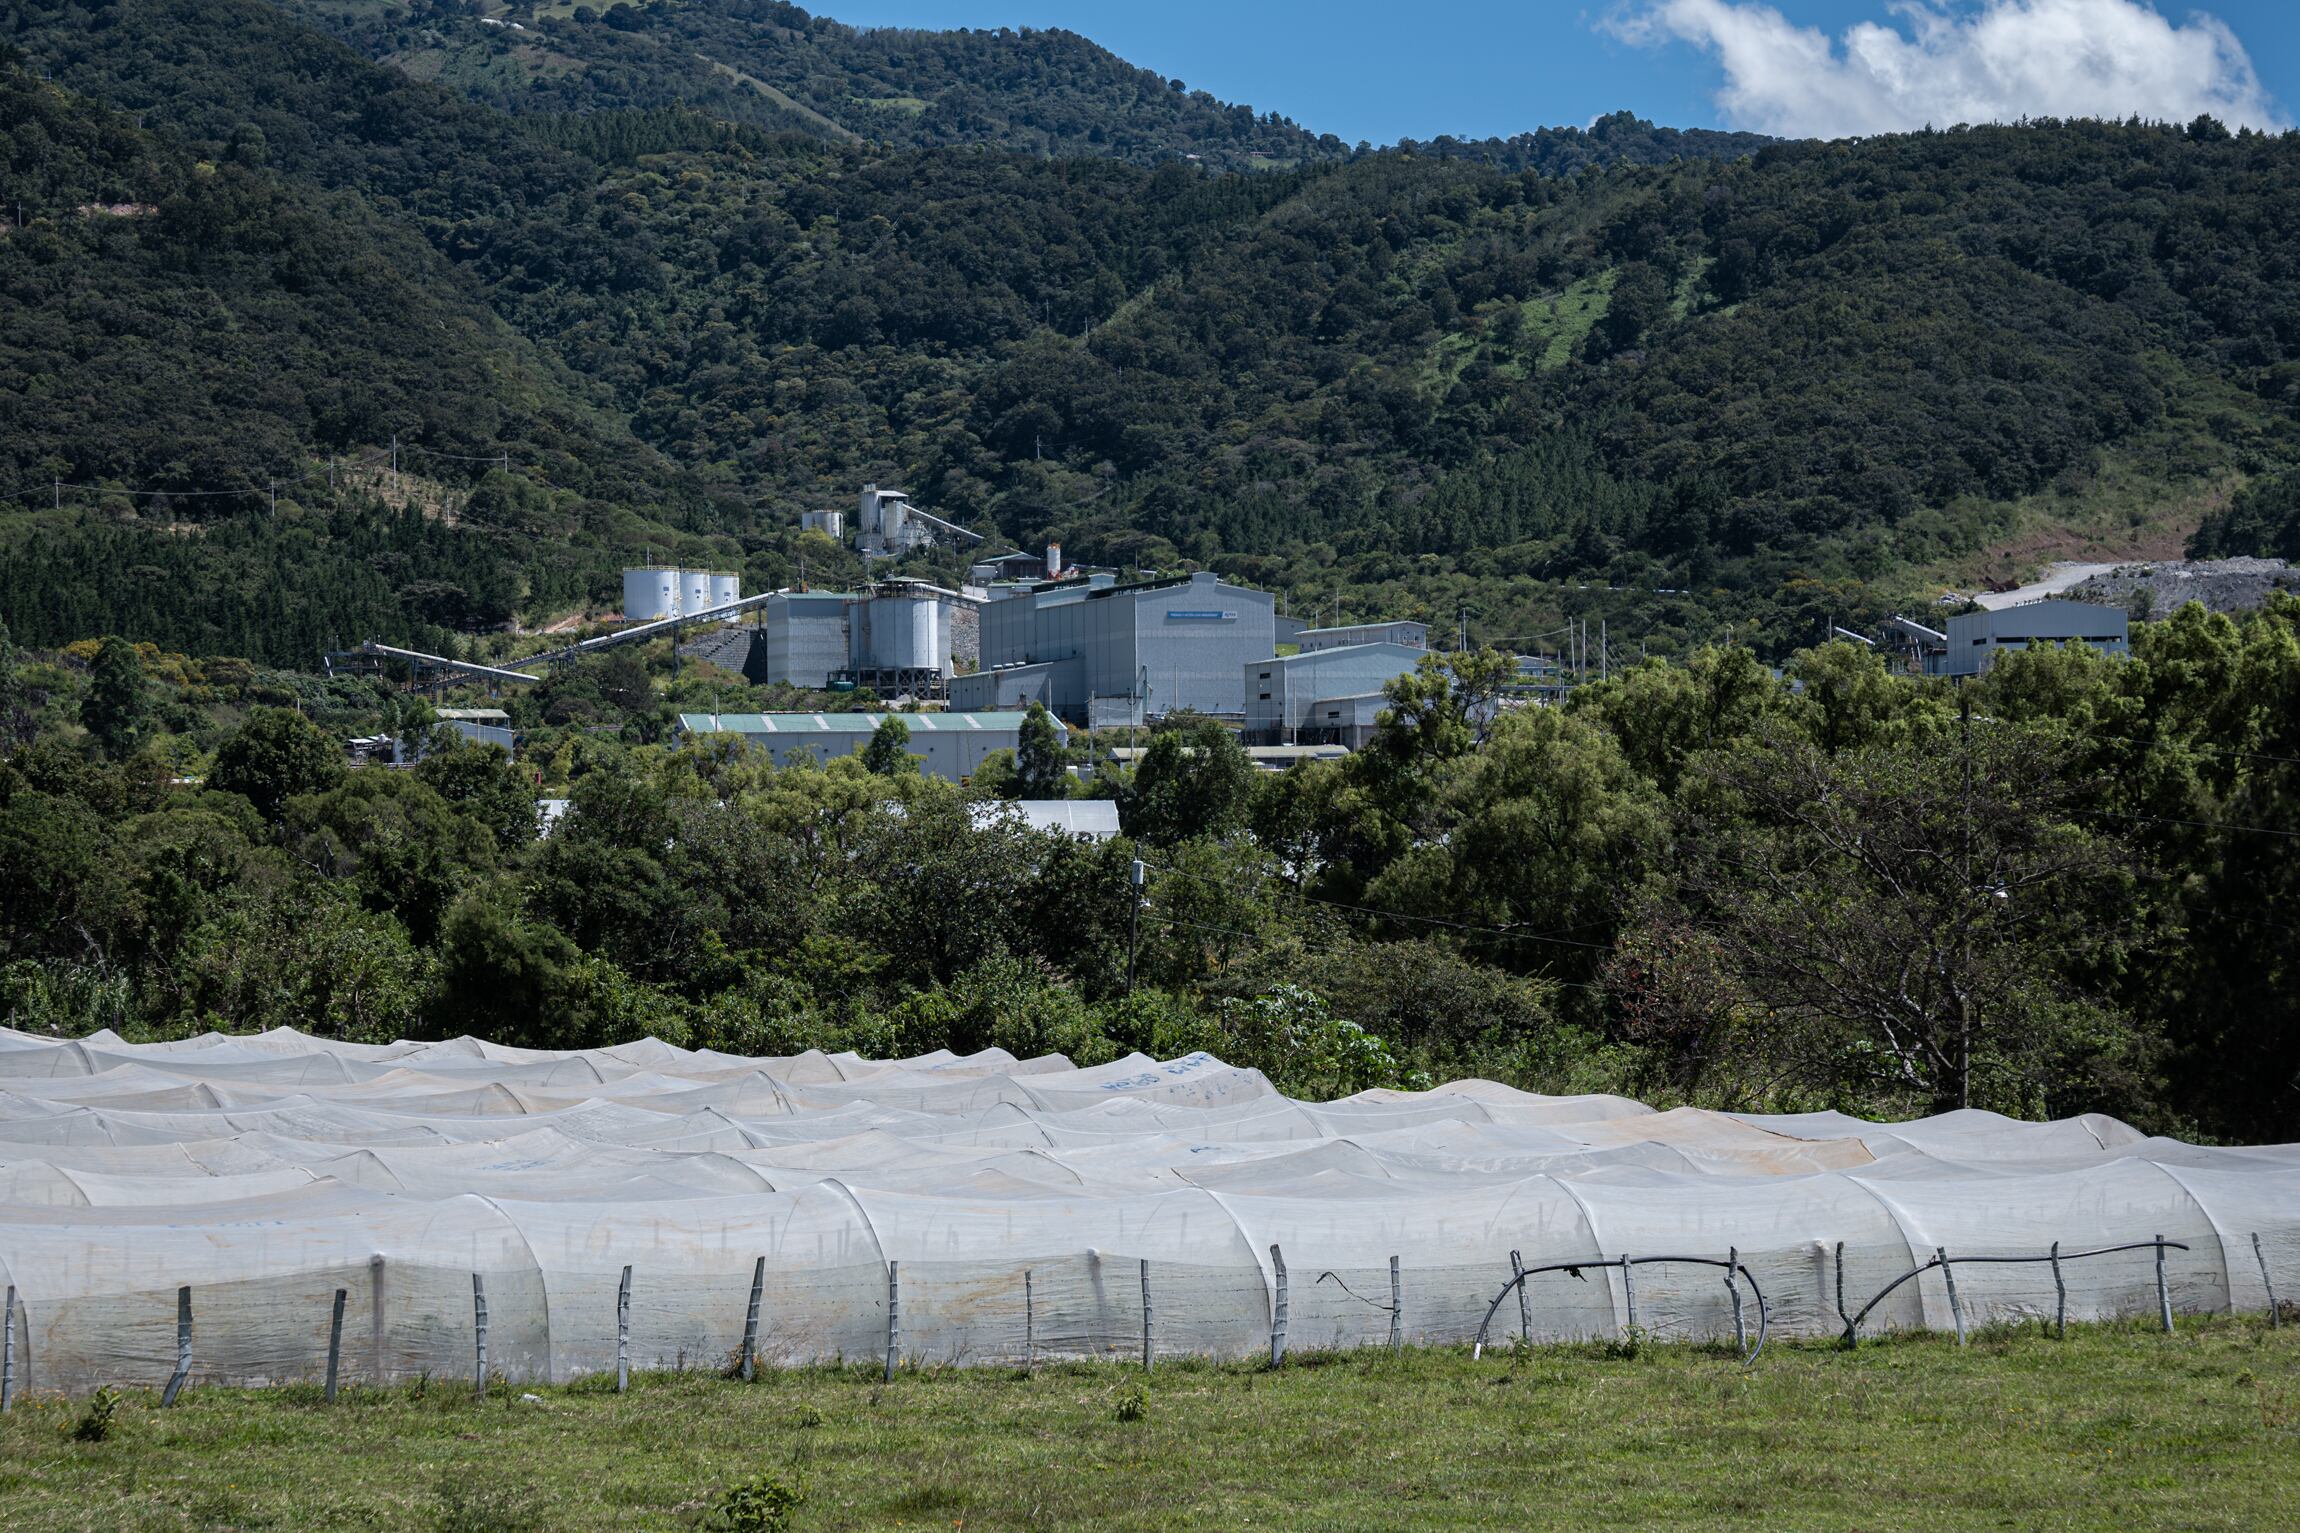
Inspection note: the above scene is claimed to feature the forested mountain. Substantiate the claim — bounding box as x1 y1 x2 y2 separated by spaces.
273 0 1769 174
3 0 2299 664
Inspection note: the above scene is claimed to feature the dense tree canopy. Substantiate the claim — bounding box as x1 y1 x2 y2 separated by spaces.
1 596 2297 1133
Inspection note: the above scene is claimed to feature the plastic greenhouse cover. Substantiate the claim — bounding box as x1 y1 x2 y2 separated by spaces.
0 1026 2291 1395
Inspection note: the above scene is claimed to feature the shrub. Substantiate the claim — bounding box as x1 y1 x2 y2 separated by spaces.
71 1385 119 1443
704 1471 804 1533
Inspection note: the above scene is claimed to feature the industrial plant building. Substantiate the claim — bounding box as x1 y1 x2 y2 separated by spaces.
709 582 962 696
855 483 983 558
963 570 1277 724
1911 600 2130 678
435 708 514 753
1243 642 1426 745
674 711 1044 782
1295 620 1429 653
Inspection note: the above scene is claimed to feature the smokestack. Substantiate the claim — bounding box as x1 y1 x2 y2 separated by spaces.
1046 542 1063 579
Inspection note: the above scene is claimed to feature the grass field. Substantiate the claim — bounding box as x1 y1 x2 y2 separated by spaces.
0 1319 2293 1530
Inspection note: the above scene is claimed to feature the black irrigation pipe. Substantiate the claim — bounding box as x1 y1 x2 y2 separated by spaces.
1472 1255 1770 1367
1836 1237 2191 1345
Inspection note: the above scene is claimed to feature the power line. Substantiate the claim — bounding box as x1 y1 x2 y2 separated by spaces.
2087 808 2300 841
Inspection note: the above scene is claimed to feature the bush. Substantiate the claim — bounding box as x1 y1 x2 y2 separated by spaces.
704 1471 804 1533
71 1385 119 1443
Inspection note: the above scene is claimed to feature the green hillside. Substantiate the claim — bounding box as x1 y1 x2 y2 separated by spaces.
273 0 1769 174
4 1 2299 660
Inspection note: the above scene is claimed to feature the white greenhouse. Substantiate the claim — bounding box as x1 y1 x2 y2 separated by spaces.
0 1027 2291 1398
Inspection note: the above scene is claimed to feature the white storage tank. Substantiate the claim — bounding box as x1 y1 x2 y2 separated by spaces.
708 572 741 621
623 568 679 623
849 593 944 673
679 570 711 619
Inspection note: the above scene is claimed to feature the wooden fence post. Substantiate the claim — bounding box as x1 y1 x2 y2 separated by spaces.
1268 1245 1288 1367
2 1284 16 1412
1388 1255 1403 1354
161 1286 191 1407
325 1288 347 1403
616 1264 633 1393
741 1257 765 1380
2050 1241 2066 1339
1023 1269 1035 1371
883 1260 900 1384
1726 1247 1746 1354
472 1273 489 1399
1620 1255 1637 1336
1139 1259 1153 1371
1937 1248 1965 1346
2155 1234 2173 1333
1510 1250 1531 1343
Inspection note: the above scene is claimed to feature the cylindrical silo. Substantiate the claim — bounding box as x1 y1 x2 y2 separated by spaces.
623 568 678 623
675 569 709 619
849 593 943 674
708 572 741 621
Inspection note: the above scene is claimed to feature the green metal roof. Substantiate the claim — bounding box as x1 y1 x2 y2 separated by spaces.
677 711 1042 735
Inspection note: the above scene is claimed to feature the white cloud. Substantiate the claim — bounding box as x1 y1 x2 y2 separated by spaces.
1611 0 2285 138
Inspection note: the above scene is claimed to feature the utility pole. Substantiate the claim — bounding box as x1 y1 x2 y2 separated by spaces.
1601 618 1608 680
1958 685 1974 1112
268 479 276 517
1126 859 1145 995
52 478 59 512
390 434 399 476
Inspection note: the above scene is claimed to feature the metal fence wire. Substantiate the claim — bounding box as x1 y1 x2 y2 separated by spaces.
0 1230 2282 1406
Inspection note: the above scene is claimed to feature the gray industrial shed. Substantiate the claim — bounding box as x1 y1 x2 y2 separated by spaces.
1925 599 2130 677
977 570 1276 722
760 592 852 688
1300 692 1391 750
1244 642 1426 743
948 659 1072 714
676 711 1044 782
1296 620 1429 653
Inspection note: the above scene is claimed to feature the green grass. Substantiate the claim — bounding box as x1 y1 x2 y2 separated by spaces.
0 1320 2292 1529
1424 271 1618 395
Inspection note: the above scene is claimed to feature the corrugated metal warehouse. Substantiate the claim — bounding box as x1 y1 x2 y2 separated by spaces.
976 570 1276 722
676 711 1046 781
760 593 853 688
1244 642 1426 744
1926 600 2130 677
1296 620 1429 653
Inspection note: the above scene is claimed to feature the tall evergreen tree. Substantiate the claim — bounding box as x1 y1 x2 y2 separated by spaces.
79 636 149 759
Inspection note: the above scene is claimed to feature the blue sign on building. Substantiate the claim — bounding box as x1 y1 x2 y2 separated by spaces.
1165 610 1235 621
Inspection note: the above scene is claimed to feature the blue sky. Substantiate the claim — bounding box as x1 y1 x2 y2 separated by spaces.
817 0 2296 143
